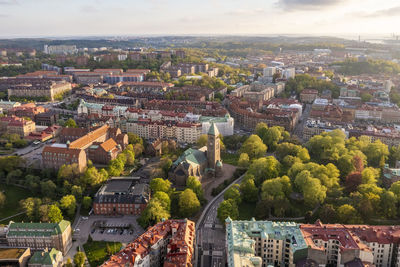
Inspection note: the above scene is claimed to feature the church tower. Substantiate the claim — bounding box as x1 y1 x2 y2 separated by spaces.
207 123 222 176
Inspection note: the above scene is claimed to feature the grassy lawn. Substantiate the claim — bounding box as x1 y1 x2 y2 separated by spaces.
238 201 256 220
83 241 122 267
221 152 239 166
0 183 32 221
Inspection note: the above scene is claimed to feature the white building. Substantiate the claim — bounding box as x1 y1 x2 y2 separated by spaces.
263 67 276 77
282 68 295 79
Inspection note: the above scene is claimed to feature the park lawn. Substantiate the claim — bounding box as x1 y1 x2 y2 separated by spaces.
221 152 239 166
83 241 122 267
0 183 32 221
238 201 256 220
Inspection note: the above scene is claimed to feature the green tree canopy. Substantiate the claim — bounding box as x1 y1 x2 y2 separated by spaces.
239 135 267 160
178 188 200 217
217 199 239 223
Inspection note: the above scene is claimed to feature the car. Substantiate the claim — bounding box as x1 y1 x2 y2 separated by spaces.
91 229 96 234
82 217 88 220
129 230 133 235
100 229 104 234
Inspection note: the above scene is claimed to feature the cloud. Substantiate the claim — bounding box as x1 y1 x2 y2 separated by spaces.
278 0 343 10
0 0 17 4
225 8 265 16
81 5 99 13
359 6 400 17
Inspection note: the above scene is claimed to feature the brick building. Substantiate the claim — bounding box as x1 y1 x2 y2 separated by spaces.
102 219 195 267
93 177 150 216
6 220 72 256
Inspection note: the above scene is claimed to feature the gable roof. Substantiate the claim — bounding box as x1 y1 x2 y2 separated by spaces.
29 248 61 265
173 148 207 167
99 138 118 152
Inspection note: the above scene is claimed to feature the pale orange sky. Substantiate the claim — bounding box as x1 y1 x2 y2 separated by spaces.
0 0 398 37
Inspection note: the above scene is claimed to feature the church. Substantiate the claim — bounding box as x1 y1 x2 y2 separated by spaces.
169 123 223 186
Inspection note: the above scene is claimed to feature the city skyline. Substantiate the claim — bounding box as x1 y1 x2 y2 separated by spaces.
0 0 399 38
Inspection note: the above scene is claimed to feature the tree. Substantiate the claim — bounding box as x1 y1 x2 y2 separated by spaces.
20 198 42 221
107 158 125 177
73 252 86 267
345 172 362 193
179 188 200 217
64 118 77 128
153 191 171 211
389 145 400 167
261 176 292 201
57 164 81 182
238 153 250 169
82 196 92 210
82 167 108 187
186 176 204 202
319 204 337 223
294 170 327 206
362 140 389 168
240 177 258 203
224 184 241 204
60 195 77 218
40 180 57 199
0 192 5 208
361 92 373 102
337 204 362 224
6 169 23 184
39 204 50 222
48 205 63 223
261 126 285 152
138 199 170 228
217 199 239 223
127 133 143 145
71 185 83 201
247 156 281 186
24 174 41 194
197 134 208 147
149 178 171 194
361 167 379 185
239 135 267 159
380 191 397 218
123 147 135 166
160 158 173 178
65 258 73 267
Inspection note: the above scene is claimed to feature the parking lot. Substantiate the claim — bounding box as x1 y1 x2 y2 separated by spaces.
73 215 145 244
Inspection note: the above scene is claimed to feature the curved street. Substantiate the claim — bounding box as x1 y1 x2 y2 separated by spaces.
195 174 245 267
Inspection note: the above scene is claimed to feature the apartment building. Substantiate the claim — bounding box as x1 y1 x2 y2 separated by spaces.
0 100 21 112
126 119 201 144
7 80 72 101
300 89 319 103
227 219 400 267
102 219 195 267
93 177 150 216
225 218 308 267
6 220 72 256
0 116 36 137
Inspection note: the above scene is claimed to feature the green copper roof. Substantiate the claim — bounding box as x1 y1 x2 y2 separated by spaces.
29 248 61 265
173 148 207 166
8 220 70 237
208 123 219 136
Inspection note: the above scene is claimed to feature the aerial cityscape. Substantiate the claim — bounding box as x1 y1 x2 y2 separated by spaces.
1 1 400 267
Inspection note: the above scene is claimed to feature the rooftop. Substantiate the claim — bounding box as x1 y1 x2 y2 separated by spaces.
0 248 29 260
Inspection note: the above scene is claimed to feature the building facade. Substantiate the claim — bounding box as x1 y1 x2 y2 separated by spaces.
6 220 72 256
93 178 150 216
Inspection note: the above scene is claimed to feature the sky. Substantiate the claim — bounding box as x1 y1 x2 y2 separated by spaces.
0 0 399 38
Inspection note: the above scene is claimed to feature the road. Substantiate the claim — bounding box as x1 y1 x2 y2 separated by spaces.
293 104 311 141
195 174 245 267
